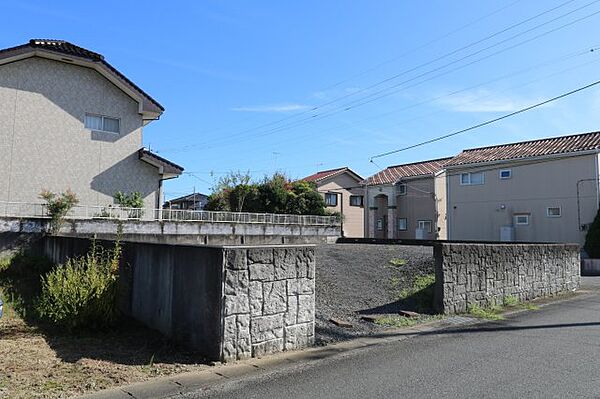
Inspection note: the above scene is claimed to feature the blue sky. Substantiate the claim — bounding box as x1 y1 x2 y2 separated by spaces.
3 0 600 199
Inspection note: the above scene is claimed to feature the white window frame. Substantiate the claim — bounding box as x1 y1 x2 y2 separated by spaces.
397 183 407 195
85 113 121 134
546 207 562 218
397 218 407 231
349 195 364 207
460 172 485 185
417 220 432 233
499 169 512 179
514 214 530 226
324 193 338 207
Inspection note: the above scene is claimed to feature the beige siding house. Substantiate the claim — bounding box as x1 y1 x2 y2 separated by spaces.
445 132 600 245
303 167 364 237
363 158 450 240
0 39 182 211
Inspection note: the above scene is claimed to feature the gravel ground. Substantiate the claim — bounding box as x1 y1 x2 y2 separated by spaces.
315 243 434 345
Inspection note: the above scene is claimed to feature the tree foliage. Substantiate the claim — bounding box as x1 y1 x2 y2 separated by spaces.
205 172 326 215
585 208 600 258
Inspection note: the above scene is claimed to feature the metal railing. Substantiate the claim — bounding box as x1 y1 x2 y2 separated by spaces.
0 201 341 226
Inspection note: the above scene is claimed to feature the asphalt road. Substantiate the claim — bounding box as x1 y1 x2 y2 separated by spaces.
185 277 600 399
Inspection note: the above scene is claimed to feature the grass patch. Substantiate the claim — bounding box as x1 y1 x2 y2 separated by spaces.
467 303 504 320
388 258 407 267
398 274 435 300
374 314 444 328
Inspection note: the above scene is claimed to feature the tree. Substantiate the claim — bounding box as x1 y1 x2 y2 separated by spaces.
585 208 600 258
114 191 144 218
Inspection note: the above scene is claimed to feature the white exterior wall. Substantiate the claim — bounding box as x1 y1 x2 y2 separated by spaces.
447 153 600 245
0 57 161 209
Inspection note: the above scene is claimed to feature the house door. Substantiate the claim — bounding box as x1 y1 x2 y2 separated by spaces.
375 215 388 239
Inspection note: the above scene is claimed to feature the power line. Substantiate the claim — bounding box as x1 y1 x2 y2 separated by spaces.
158 0 584 153
169 3 600 153
370 78 600 160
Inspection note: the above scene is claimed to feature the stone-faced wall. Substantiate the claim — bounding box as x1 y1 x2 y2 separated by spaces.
434 243 580 314
221 246 315 361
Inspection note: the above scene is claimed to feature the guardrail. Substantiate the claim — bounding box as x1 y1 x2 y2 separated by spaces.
0 201 341 227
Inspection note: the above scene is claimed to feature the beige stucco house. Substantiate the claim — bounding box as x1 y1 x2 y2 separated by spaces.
303 167 364 237
363 158 450 240
445 131 600 245
0 39 182 211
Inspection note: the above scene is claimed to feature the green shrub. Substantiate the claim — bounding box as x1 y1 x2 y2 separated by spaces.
114 191 144 218
37 239 122 330
585 209 600 258
40 189 79 234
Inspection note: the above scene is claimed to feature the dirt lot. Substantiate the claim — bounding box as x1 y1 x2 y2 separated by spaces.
0 300 211 399
315 243 435 344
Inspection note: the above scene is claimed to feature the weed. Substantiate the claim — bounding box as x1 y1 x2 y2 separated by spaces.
396 273 436 313
502 295 519 307
388 258 408 267
467 303 504 320
374 314 445 328
398 273 435 299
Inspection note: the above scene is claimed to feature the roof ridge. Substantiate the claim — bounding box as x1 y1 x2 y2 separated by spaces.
386 156 453 169
314 166 347 174
461 130 600 153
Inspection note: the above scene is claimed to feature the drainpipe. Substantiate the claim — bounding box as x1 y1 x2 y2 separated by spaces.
339 191 344 237
364 183 369 238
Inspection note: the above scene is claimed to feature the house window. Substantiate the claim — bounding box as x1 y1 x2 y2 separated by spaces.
417 220 432 233
397 184 407 195
514 214 530 225
350 195 364 207
499 169 512 179
547 207 561 217
85 113 120 134
325 193 338 207
460 172 484 185
398 218 407 231
376 219 383 231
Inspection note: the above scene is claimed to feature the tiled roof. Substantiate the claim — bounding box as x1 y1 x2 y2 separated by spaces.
0 39 164 112
138 148 184 174
447 131 600 167
165 192 208 203
363 157 452 186
303 167 362 183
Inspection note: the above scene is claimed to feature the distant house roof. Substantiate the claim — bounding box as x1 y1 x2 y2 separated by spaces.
447 131 600 167
363 157 452 186
0 39 164 118
302 167 363 183
138 148 184 178
165 192 208 204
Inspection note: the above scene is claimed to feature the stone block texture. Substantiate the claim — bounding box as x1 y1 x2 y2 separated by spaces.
434 243 580 314
221 246 315 361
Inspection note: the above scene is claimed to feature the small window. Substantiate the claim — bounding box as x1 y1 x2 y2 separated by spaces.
499 169 512 179
515 214 530 225
398 218 407 231
350 195 364 207
376 219 383 231
325 193 338 207
547 207 561 217
417 220 432 233
397 183 407 195
85 113 120 134
460 172 484 185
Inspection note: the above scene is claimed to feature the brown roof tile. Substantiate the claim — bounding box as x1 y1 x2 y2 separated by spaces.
303 167 362 183
447 131 600 167
364 157 452 186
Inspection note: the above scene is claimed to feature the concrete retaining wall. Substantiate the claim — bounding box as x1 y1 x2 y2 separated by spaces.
434 243 581 314
0 217 339 245
38 236 315 361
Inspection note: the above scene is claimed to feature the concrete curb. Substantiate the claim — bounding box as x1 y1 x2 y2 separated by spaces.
76 290 590 399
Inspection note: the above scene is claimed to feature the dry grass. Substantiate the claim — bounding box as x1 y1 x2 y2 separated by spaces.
0 298 211 398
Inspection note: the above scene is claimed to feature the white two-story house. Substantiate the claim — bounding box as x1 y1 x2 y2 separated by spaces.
445 131 600 244
0 39 182 211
